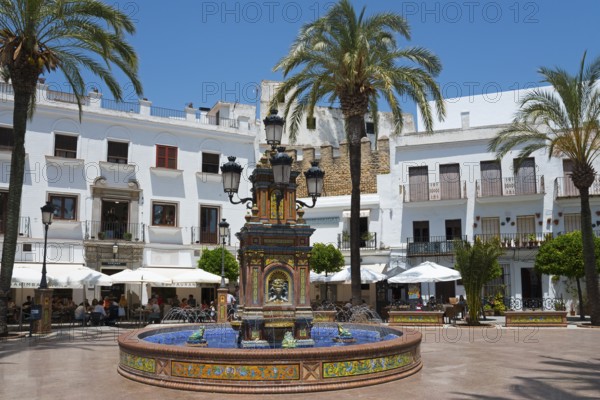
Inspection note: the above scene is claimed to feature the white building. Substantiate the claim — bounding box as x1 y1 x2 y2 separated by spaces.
0 81 257 307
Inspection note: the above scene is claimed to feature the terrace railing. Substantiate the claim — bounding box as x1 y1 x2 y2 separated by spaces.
337 232 377 250
476 176 544 198
86 221 144 242
406 235 466 256
403 181 467 202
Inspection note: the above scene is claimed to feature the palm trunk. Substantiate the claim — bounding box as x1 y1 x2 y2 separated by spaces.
347 115 364 305
579 187 600 325
575 277 584 320
0 87 30 336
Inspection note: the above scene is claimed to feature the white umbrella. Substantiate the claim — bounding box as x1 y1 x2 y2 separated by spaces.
171 268 222 284
8 266 52 288
109 268 171 325
328 266 387 284
49 267 113 288
387 261 461 283
109 268 171 285
309 271 330 283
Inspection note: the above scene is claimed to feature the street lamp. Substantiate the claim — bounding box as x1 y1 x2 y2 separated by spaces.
39 201 54 289
220 109 325 208
112 242 119 259
218 218 230 288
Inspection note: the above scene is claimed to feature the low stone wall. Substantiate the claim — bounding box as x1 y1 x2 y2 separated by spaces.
388 311 444 326
504 311 568 327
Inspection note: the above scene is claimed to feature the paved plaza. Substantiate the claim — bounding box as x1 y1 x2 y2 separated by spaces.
1 323 599 400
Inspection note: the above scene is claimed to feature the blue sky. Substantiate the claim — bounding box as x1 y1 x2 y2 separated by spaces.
67 0 600 119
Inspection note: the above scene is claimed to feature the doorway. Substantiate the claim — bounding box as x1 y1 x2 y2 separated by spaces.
435 281 456 303
101 200 129 239
521 268 542 299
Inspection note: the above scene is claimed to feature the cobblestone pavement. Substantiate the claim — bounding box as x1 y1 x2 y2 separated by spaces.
1 324 598 400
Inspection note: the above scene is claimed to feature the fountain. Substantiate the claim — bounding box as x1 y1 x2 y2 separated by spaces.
117 110 422 393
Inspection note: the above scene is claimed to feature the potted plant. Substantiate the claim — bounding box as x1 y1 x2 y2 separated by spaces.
483 303 494 316
493 293 506 316
527 234 537 247
123 232 133 241
503 236 511 247
97 232 105 240
554 298 566 311
514 237 520 248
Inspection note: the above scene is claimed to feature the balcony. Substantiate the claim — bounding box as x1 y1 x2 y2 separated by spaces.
475 176 544 203
406 235 466 256
475 233 548 249
190 227 220 245
402 181 467 205
85 221 145 242
197 113 239 129
0 217 31 237
337 232 377 251
555 176 600 205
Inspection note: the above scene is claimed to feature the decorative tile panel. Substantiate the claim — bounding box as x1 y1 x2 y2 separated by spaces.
120 352 156 373
171 362 300 381
322 352 413 378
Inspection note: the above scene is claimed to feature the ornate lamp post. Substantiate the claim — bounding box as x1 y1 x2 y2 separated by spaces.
112 242 119 260
39 202 54 289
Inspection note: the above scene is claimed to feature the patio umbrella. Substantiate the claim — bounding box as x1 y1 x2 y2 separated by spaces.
171 268 222 284
309 271 330 283
328 266 387 284
49 267 113 288
387 261 461 283
8 266 53 288
109 268 171 324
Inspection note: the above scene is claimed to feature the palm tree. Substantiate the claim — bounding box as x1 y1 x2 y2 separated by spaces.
489 52 600 325
272 0 445 304
0 0 142 335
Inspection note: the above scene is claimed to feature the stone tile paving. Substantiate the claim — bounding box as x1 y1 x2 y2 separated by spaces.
0 324 598 400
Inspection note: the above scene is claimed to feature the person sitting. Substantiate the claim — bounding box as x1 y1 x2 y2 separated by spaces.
74 303 90 326
90 299 106 326
187 294 197 307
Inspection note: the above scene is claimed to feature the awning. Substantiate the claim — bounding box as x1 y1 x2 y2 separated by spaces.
141 266 219 287
342 209 371 218
8 263 87 288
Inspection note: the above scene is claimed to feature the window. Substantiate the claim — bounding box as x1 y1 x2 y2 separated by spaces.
365 122 375 135
54 134 78 158
516 215 535 240
156 145 177 169
202 153 220 174
513 157 536 195
107 141 129 164
200 206 219 244
408 166 429 202
564 213 581 232
306 116 316 130
440 164 460 200
562 159 578 196
0 126 14 150
481 217 500 239
50 195 77 220
152 202 177 226
480 160 502 197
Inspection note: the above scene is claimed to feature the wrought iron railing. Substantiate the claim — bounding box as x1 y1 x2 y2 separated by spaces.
101 98 141 113
46 90 87 105
503 297 566 311
475 232 549 248
86 221 144 241
555 176 600 198
197 113 239 129
403 181 467 202
406 235 466 256
337 232 377 250
150 106 186 119
476 176 545 197
0 216 31 237
190 227 220 245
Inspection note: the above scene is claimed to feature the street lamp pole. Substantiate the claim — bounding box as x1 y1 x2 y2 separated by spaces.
39 202 54 289
219 219 230 288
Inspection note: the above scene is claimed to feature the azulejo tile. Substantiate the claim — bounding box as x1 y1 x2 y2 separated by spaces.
171 362 300 381
322 352 413 378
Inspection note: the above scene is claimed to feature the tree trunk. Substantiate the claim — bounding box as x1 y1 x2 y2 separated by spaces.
579 187 600 325
576 277 585 320
0 87 31 336
347 114 364 305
